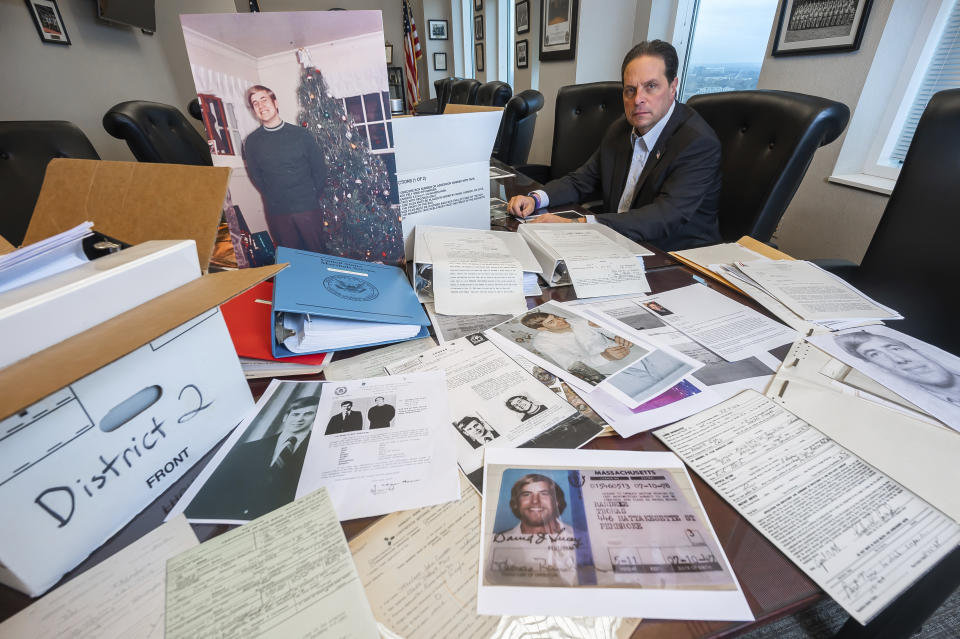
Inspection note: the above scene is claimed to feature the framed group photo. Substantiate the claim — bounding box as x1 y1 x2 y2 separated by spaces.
539 0 578 61
516 39 528 69
427 19 448 40
516 0 530 34
772 0 873 56
25 0 70 45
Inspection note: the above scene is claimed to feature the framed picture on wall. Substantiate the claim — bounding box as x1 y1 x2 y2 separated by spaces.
434 52 447 71
516 0 530 34
516 39 529 69
385 44 393 64
539 0 578 61
475 43 484 72
428 19 448 40
772 0 873 55
474 14 484 41
25 0 70 45
474 0 483 11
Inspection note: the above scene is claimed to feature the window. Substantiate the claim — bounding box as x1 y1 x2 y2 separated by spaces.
831 0 958 194
678 0 779 102
873 0 959 173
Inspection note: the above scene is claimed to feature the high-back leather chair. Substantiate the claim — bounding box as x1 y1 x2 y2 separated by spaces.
188 98 203 122
826 89 960 354
448 79 481 106
477 81 512 107
518 81 623 184
436 77 459 113
493 90 544 166
687 90 849 242
103 100 212 166
0 121 100 246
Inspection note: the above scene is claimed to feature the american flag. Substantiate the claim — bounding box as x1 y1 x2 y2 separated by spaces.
402 0 422 108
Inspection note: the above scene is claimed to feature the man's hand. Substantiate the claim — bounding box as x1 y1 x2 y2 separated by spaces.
528 213 584 224
602 345 632 361
507 195 538 218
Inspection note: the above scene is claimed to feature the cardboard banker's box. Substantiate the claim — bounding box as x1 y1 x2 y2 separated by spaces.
0 159 284 596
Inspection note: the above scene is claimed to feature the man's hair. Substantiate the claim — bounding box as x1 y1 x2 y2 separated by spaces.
375 396 384 401
509 473 566 519
520 312 551 329
454 415 483 432
340 400 353 408
284 396 317 416
505 395 530 412
246 84 276 108
835 331 909 360
621 40 679 84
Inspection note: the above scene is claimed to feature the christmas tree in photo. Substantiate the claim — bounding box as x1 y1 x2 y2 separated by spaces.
295 49 404 266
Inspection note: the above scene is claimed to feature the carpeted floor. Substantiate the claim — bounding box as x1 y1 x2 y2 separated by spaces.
736 586 960 638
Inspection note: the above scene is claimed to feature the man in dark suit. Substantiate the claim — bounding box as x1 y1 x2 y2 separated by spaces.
367 396 395 429
183 396 318 521
325 400 363 434
507 40 722 251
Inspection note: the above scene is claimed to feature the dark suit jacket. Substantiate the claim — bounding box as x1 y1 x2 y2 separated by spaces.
183 432 309 521
542 102 722 251
325 410 363 434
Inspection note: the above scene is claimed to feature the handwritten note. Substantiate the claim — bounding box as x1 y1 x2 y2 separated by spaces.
165 488 378 638
0 516 197 639
656 390 960 625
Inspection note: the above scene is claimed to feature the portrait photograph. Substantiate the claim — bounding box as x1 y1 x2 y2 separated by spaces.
183 382 322 523
474 14 484 41
427 18 448 40
26 0 70 44
181 11 404 268
773 0 873 55
809 326 960 431
490 301 649 387
453 414 500 449
516 0 530 34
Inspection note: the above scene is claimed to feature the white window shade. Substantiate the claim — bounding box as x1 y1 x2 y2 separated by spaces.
888 0 960 166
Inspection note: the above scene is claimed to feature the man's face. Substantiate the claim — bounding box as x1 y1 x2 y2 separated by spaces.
538 314 570 332
341 403 352 415
283 406 316 434
622 55 677 135
854 336 954 387
462 419 488 442
249 90 280 126
516 480 559 527
509 396 533 413
375 397 384 406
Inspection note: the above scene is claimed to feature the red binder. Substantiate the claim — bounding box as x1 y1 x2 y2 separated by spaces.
221 280 330 365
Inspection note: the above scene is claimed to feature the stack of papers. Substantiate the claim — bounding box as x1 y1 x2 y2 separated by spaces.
0 221 92 294
714 259 901 332
280 312 423 352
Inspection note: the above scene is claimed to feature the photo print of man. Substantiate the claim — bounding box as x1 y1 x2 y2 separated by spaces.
184 384 321 522
180 11 404 268
454 415 500 449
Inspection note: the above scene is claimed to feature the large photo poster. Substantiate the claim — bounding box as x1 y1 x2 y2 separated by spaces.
181 11 404 267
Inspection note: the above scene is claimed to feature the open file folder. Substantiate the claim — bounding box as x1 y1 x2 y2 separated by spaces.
271 247 429 357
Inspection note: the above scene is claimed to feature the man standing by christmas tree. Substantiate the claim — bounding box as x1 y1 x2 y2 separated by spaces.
243 84 328 252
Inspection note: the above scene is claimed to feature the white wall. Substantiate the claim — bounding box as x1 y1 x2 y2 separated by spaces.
758 0 895 262
0 0 237 161
422 0 454 97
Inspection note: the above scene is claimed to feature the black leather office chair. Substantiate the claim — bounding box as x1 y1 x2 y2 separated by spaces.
102 100 212 166
517 81 623 185
818 88 960 355
188 98 203 122
0 121 100 246
492 90 544 166
687 90 849 243
448 79 481 106
477 81 513 107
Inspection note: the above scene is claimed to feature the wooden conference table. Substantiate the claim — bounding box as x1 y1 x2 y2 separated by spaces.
0 163 823 637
